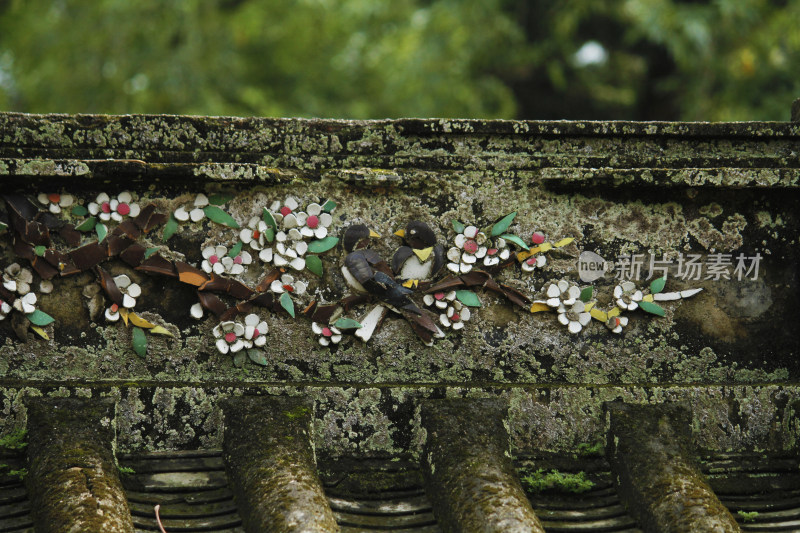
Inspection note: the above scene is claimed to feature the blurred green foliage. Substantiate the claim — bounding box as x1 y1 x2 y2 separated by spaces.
0 0 797 120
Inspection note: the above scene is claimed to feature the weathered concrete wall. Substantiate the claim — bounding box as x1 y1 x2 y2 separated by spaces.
0 113 798 456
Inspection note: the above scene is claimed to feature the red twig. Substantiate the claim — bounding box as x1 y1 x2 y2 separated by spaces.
154 504 167 533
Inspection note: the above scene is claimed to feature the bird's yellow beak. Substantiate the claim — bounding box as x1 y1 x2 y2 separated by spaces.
413 246 433 262
369 229 381 238
394 229 405 238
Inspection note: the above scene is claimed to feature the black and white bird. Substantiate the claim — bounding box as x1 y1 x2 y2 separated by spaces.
392 221 444 285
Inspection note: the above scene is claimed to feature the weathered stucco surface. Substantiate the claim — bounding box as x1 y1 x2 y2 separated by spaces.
0 113 798 457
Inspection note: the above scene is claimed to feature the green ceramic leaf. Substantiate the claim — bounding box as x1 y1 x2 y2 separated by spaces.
452 219 465 234
34 245 46 257
228 241 243 258
322 200 337 213
499 233 529 250
334 318 362 330
247 349 268 366
132 327 147 357
208 193 233 205
650 276 666 295
204 206 240 228
639 301 666 317
264 227 275 243
162 214 179 241
71 205 88 217
491 212 517 237
305 255 323 276
580 287 593 302
75 216 97 232
280 291 295 318
262 208 278 232
0 221 6 232
26 309 55 326
455 290 481 307
144 247 159 259
233 352 247 368
307 236 339 254
95 223 108 242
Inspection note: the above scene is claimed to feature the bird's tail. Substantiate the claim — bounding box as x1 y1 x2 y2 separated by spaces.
401 307 444 346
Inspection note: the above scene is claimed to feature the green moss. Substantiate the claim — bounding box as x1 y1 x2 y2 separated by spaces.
0 429 27 451
576 441 604 457
117 466 135 476
737 510 759 523
520 468 595 494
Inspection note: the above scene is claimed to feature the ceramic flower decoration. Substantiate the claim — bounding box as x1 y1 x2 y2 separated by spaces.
558 300 592 334
240 217 273 260
243 313 268 347
545 280 581 309
174 194 209 223
312 322 343 346
270 274 307 296
88 192 141 222
446 225 488 274
614 281 643 311
114 275 142 309
3 263 33 295
13 293 37 314
0 298 11 320
213 321 246 354
37 193 75 214
201 245 252 276
482 236 512 267
423 291 472 330
298 202 333 239
606 315 629 334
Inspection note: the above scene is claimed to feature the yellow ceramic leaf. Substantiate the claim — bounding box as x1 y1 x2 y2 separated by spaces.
119 308 129 327
31 326 49 340
402 280 415 288
584 301 595 312
516 250 532 262
590 308 608 322
643 294 654 302
554 237 574 248
538 242 553 253
149 326 174 337
530 302 551 313
128 313 157 329
607 307 621 318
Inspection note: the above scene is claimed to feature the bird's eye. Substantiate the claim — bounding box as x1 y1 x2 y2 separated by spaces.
410 229 416 234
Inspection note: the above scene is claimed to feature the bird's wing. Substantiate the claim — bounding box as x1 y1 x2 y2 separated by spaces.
344 251 375 286
391 246 414 275
430 244 445 276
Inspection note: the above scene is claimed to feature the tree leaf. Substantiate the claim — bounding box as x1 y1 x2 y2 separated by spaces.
233 352 247 368
34 245 46 256
26 309 55 326
455 290 481 307
322 200 337 213
30 326 49 340
149 325 174 337
144 247 159 259
639 300 666 317
247 348 268 366
334 317 362 330
208 193 233 205
75 216 97 232
305 255 323 276
280 291 295 318
490 211 516 237
452 219 465 233
307 236 339 254
132 327 147 357
203 206 239 228
71 205 88 217
580 286 593 302
262 208 277 232
162 214 179 241
499 233 529 250
95 223 107 242
228 241 243 258
650 276 666 294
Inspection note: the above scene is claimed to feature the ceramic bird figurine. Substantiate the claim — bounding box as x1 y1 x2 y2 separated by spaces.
341 224 443 345
392 221 444 286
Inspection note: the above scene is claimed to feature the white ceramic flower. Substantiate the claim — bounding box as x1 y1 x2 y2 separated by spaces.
213 321 246 354
88 192 140 222
312 322 342 346
114 274 142 309
174 193 209 223
190 303 204 320
446 226 488 274
105 303 122 322
37 193 75 214
270 274 307 296
270 196 302 223
298 202 333 239
558 300 592 334
201 245 253 276
0 298 11 320
614 281 643 311
3 263 34 295
240 217 272 254
243 313 268 347
271 232 307 271
606 315 629 334
13 293 37 314
545 280 580 308
521 253 547 273
423 290 471 330
482 237 512 267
